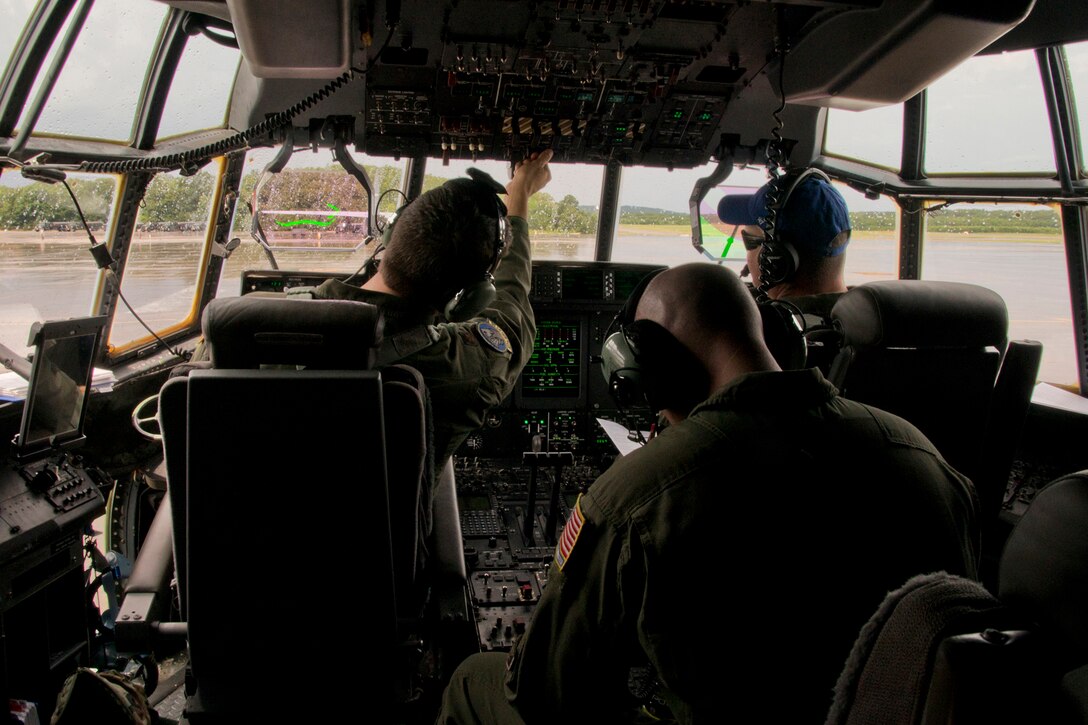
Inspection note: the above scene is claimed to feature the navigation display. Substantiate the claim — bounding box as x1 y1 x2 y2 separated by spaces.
519 319 582 399
561 268 604 300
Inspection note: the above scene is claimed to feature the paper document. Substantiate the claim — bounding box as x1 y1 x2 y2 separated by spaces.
595 417 651 456
0 366 116 401
1031 382 1088 416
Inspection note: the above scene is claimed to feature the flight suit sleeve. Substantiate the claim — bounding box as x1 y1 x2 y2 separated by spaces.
469 214 536 407
419 215 535 460
503 493 645 722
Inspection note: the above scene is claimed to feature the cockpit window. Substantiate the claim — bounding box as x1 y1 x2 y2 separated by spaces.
612 163 759 271
111 165 219 349
25 0 166 142
1065 41 1088 174
611 167 900 287
156 28 240 140
0 171 116 357
921 202 1073 385
218 147 400 297
924 49 1053 174
425 159 602 262
1 0 37 81
823 103 904 171
838 182 899 287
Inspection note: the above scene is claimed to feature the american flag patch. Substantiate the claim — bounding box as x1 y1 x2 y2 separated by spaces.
555 495 585 571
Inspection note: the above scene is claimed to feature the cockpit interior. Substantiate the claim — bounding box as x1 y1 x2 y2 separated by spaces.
2 0 1088 722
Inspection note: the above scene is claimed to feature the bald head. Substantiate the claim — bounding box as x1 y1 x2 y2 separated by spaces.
635 264 780 399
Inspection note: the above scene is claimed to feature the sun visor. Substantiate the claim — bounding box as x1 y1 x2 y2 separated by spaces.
224 0 352 78
782 0 1036 111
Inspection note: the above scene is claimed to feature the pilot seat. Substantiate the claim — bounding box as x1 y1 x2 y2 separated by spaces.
117 295 472 722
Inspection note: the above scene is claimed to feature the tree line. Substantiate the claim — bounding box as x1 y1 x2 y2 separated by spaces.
0 167 605 235
0 169 1064 237
849 209 1061 234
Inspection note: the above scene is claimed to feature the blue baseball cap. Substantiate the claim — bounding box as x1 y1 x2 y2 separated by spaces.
717 175 851 257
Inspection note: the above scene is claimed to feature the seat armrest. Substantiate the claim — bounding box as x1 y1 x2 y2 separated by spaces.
430 457 476 661
924 629 1050 723
116 498 175 653
431 458 466 587
123 496 174 594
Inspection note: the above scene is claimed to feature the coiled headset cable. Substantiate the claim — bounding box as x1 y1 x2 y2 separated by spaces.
756 22 791 302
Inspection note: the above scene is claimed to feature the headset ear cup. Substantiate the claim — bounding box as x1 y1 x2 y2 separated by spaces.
600 330 644 409
440 172 508 322
444 279 497 322
759 239 799 288
383 203 410 247
627 320 709 415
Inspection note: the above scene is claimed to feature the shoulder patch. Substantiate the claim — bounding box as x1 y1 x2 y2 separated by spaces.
554 494 585 571
475 320 511 354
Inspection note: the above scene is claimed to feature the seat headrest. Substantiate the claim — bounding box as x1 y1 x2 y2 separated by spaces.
999 471 1088 659
831 280 1008 349
202 296 384 369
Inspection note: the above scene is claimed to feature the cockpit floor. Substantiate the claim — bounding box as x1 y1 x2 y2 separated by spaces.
148 652 187 724
154 685 185 724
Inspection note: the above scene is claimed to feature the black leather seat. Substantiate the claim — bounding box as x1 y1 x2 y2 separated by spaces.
999 470 1088 721
828 280 1009 485
826 470 1088 724
117 295 470 720
827 281 1042 555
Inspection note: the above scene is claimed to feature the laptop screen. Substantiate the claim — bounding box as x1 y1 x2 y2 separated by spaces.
16 316 107 461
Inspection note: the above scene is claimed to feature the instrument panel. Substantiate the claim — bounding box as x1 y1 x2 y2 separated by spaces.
452 261 662 650
360 1 775 167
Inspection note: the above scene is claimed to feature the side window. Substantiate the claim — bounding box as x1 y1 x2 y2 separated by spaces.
1 1 39 80
1065 41 1088 173
824 103 904 171
31 0 166 142
111 165 220 349
0 172 118 356
924 50 1053 174
156 28 240 140
921 202 1073 385
837 182 899 287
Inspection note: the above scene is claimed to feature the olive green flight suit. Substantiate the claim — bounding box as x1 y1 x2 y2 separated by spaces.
312 216 536 523
439 369 979 724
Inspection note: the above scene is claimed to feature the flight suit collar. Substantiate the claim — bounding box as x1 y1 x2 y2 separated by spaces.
691 368 839 416
314 279 437 332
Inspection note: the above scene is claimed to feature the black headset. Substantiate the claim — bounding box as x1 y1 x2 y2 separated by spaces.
380 168 509 322
600 270 710 416
756 167 833 292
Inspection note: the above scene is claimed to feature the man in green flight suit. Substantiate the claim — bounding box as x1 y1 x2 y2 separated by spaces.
308 150 552 536
437 263 979 724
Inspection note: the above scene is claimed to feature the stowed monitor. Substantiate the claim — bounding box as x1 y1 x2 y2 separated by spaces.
15 316 107 461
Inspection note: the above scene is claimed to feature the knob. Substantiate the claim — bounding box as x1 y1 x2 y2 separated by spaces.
30 467 59 492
